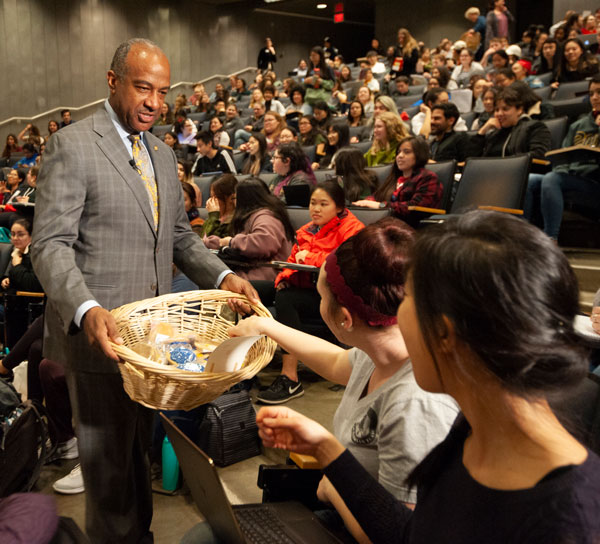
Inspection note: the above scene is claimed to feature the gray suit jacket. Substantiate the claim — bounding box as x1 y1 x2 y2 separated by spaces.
31 108 230 373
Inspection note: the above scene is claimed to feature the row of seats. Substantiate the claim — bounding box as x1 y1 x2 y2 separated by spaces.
193 155 529 230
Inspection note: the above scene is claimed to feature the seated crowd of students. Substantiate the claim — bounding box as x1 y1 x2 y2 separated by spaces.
1 6 600 543
164 6 599 242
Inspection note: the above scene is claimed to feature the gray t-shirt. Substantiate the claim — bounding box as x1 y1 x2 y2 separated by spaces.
332 348 459 503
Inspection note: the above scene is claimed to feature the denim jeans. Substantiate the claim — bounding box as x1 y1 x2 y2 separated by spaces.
525 171 600 239
233 129 251 149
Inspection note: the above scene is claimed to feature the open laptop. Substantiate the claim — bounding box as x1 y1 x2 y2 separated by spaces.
161 414 342 544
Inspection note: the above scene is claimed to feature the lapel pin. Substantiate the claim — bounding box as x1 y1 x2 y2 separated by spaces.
154 146 158 151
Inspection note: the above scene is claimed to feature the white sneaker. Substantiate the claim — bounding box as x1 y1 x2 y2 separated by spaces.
53 464 85 494
47 437 79 463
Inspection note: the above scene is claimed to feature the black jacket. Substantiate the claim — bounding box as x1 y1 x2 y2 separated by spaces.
430 131 471 162
469 116 551 159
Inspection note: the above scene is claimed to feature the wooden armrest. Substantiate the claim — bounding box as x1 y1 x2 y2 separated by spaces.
289 452 320 469
15 291 45 297
532 158 551 166
407 206 446 214
477 206 523 215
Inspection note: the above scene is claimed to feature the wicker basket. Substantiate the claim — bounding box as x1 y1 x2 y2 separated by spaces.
109 290 276 410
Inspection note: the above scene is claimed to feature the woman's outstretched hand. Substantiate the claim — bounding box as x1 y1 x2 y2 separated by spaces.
256 406 345 466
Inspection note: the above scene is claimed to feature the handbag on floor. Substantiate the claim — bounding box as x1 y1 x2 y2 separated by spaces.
197 387 261 467
0 380 54 496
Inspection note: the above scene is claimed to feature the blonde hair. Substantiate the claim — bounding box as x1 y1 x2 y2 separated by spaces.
250 89 264 108
398 28 419 56
262 111 286 137
371 112 409 153
464 7 480 18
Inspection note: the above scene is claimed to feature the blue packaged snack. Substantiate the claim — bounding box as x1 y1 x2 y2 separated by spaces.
167 342 196 365
166 341 206 372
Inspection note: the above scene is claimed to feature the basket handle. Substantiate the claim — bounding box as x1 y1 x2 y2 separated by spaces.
123 361 145 379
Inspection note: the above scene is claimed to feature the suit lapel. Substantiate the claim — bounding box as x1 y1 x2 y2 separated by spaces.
92 110 157 237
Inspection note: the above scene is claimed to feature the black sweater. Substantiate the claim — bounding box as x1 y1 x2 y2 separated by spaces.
4 251 43 293
324 418 600 543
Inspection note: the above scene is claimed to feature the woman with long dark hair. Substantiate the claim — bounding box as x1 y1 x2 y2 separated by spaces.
201 174 238 239
204 177 294 281
312 101 333 132
181 181 203 235
231 77 251 101
430 66 453 90
355 137 442 222
333 147 377 202
297 115 326 147
304 46 336 107
46 120 60 140
2 134 21 160
208 116 230 148
313 123 350 170
241 132 272 176
532 38 560 75
154 103 174 126
0 217 43 347
163 131 186 160
554 38 599 84
347 100 367 128
176 159 202 205
471 86 497 130
257 210 600 543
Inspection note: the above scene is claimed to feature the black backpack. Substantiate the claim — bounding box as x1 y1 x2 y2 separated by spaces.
0 380 53 497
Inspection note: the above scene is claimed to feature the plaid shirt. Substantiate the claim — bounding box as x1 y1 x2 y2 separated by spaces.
388 167 442 216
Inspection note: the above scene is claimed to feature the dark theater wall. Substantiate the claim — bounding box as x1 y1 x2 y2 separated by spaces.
0 0 374 125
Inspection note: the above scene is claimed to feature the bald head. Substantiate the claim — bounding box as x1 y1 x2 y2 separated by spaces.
107 39 171 133
110 38 166 80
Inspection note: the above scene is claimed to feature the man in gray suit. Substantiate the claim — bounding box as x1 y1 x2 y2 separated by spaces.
31 38 257 543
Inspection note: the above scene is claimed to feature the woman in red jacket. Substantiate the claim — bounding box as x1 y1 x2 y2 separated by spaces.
257 180 364 404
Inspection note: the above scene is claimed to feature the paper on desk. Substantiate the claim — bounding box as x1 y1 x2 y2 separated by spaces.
205 335 264 373
574 314 600 342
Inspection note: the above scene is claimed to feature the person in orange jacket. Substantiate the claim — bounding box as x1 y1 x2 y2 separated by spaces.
256 179 364 404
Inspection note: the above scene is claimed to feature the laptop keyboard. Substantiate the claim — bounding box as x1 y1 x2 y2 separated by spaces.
235 506 297 544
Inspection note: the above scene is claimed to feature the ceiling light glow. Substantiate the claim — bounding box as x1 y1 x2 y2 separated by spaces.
317 3 327 8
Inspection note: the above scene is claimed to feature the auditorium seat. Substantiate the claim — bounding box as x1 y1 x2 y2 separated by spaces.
543 116 569 150
421 154 530 225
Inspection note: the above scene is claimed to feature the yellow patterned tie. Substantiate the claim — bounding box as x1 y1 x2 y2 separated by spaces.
128 134 159 230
